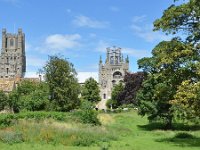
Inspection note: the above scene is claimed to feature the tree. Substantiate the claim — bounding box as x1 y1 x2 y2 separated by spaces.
43 55 80 111
81 77 101 103
154 0 200 44
171 80 200 122
117 72 145 106
9 81 49 112
137 39 198 128
0 90 8 111
136 0 200 128
110 82 124 108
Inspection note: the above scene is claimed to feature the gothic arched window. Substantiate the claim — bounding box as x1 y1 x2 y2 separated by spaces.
10 39 14 47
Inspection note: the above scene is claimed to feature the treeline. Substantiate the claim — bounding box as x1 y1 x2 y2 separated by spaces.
0 56 101 125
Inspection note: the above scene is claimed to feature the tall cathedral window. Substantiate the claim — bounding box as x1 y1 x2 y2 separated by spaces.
10 39 14 47
103 94 106 99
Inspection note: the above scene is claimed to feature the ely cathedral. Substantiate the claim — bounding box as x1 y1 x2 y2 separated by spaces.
98 46 129 109
0 29 129 109
0 28 26 78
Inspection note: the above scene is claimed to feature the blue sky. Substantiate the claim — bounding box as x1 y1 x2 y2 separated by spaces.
0 0 174 82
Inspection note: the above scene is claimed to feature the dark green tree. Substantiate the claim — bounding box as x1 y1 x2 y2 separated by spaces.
81 77 101 103
44 55 80 111
9 81 49 112
137 39 198 128
0 90 8 111
137 0 200 128
110 82 124 108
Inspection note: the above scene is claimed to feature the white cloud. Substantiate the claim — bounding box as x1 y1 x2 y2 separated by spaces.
89 33 97 38
77 72 98 83
25 71 98 83
131 22 170 42
72 15 109 28
132 15 146 23
26 56 46 67
25 71 39 78
66 9 71 13
110 6 119 12
36 34 81 54
123 48 151 58
95 40 111 52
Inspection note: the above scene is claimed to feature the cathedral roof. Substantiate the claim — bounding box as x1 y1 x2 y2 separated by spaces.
0 79 16 93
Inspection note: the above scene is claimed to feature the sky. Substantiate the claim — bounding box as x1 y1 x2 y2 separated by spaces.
0 0 174 82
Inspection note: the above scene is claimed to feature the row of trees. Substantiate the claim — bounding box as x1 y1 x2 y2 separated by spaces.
0 56 101 113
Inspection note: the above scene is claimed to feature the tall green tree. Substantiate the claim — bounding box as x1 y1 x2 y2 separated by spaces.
44 55 80 111
81 77 101 103
171 80 200 122
137 39 198 128
137 0 200 128
111 82 124 108
0 90 8 111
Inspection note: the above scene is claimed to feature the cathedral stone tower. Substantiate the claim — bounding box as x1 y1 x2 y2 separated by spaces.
98 46 129 109
0 28 26 78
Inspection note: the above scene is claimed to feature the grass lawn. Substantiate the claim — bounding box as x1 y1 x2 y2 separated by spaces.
0 110 200 150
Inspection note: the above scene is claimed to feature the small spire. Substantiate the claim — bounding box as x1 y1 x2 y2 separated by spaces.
99 55 102 63
126 55 129 63
121 54 124 62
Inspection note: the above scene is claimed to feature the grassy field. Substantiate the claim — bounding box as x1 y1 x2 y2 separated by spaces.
0 110 200 150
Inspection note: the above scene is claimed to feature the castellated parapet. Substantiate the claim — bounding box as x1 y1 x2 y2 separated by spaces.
0 28 26 78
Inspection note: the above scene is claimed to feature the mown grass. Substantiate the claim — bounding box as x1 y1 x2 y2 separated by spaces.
0 110 200 150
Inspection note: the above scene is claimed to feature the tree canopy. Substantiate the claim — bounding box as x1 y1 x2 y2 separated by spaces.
137 0 200 127
81 77 101 103
44 55 80 111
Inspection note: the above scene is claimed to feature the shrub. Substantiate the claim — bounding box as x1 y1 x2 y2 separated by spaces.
0 131 24 144
74 100 101 125
174 132 194 139
0 111 70 127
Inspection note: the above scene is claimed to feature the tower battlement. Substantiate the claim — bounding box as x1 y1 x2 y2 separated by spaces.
98 46 129 109
0 28 26 79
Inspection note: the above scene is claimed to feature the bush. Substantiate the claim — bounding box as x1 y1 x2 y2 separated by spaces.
0 111 70 127
174 132 194 139
106 99 117 109
0 131 24 144
74 100 101 125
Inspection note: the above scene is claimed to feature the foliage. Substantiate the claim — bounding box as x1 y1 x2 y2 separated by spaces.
0 111 200 150
137 39 198 128
137 0 200 127
81 77 101 103
106 99 117 109
154 0 200 44
0 90 8 111
111 82 124 108
0 111 71 127
0 131 24 144
9 81 49 112
74 100 101 125
43 55 80 111
171 80 200 122
117 72 145 106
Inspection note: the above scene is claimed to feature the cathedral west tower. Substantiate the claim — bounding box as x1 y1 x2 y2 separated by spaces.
98 46 129 109
0 28 26 78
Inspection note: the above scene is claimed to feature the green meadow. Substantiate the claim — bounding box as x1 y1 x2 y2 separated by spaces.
0 110 200 150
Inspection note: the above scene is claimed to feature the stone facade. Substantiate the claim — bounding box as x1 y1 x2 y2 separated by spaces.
0 28 26 79
98 46 129 109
